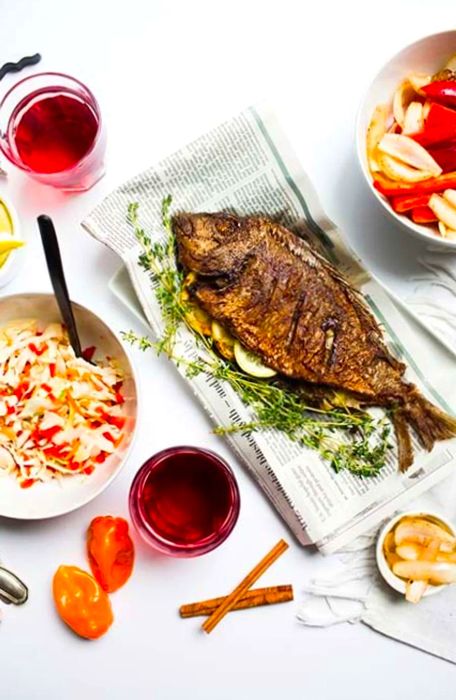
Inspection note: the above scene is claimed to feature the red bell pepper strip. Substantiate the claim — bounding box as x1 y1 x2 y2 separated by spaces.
373 171 456 197
426 141 456 173
43 444 68 459
422 81 456 109
390 194 430 213
413 103 456 147
39 425 62 441
28 342 47 356
410 206 438 224
20 478 36 489
82 346 96 362
106 415 125 430
13 382 29 400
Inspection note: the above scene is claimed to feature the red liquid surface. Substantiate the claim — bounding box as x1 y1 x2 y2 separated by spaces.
11 91 99 174
141 453 233 546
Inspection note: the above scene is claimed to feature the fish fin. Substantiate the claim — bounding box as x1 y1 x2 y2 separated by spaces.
405 390 456 453
392 409 414 472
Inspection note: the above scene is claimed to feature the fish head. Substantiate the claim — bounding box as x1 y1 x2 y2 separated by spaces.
172 212 257 278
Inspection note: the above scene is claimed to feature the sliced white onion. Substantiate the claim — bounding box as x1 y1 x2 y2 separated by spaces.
429 194 456 231
439 221 456 241
366 104 389 172
423 101 431 120
405 579 428 604
408 73 431 94
396 543 422 561
394 517 455 549
376 152 433 182
378 134 442 176
393 559 456 585
402 101 424 135
443 189 456 208
393 80 417 127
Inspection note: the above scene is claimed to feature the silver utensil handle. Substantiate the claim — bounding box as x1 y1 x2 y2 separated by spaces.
0 566 28 605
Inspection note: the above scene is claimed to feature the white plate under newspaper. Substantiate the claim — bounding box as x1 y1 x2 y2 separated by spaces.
82 105 456 554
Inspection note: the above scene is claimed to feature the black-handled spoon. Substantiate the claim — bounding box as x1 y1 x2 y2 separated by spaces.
37 215 83 358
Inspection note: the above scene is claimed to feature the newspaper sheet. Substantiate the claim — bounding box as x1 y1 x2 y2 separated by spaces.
82 105 456 553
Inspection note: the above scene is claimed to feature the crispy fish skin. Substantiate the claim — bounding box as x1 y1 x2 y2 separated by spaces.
173 212 456 470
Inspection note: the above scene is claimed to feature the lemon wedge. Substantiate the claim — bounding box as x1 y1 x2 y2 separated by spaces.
0 235 24 255
233 340 277 378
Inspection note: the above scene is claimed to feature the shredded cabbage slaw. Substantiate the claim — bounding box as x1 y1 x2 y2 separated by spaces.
0 319 125 488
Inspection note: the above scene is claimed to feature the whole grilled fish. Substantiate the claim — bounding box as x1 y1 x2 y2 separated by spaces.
172 212 456 471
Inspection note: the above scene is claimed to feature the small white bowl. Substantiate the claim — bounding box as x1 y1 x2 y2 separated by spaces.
357 30 456 249
0 293 138 519
376 510 456 598
0 192 24 287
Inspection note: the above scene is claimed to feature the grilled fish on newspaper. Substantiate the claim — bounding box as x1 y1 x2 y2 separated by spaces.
172 211 456 472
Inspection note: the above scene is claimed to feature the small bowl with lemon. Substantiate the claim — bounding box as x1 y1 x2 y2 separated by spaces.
0 193 24 287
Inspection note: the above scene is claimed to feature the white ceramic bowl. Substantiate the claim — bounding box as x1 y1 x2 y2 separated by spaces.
0 293 138 519
357 30 456 249
376 510 456 598
0 192 24 287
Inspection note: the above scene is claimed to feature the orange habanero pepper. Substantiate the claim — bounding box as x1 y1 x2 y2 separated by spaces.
53 565 113 640
87 516 135 593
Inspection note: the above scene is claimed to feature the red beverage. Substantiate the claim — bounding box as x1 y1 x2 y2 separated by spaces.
129 447 240 557
0 73 105 191
13 92 99 174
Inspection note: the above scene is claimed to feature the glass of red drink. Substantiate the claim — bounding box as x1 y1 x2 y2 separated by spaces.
0 72 105 191
129 446 240 557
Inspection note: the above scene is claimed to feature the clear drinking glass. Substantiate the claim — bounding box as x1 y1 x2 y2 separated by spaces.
0 72 106 191
129 446 240 557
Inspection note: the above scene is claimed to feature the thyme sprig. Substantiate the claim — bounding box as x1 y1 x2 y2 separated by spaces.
123 199 392 478
127 197 186 355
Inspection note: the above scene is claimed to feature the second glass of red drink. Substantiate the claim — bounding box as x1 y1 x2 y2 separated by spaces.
129 446 240 557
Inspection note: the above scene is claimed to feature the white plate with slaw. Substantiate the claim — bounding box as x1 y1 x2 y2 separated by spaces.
0 293 138 519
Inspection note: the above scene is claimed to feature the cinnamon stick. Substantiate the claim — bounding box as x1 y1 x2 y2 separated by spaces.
180 584 293 618
202 539 289 634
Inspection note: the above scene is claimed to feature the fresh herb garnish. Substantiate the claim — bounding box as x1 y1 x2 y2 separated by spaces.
123 198 392 478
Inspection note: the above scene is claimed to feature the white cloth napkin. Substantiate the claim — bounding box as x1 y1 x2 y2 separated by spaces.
298 475 456 662
298 248 456 663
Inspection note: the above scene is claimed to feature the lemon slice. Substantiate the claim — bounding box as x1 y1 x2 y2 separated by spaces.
233 340 277 378
211 320 235 361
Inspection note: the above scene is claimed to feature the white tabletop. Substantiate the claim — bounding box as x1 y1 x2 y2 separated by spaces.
1 1 456 697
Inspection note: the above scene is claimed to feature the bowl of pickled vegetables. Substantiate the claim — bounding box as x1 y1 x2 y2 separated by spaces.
376 511 456 603
357 30 456 247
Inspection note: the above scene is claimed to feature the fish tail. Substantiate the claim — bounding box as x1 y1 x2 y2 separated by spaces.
392 409 414 472
404 388 456 454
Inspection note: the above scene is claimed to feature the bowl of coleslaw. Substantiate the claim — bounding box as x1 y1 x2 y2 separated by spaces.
0 293 138 519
